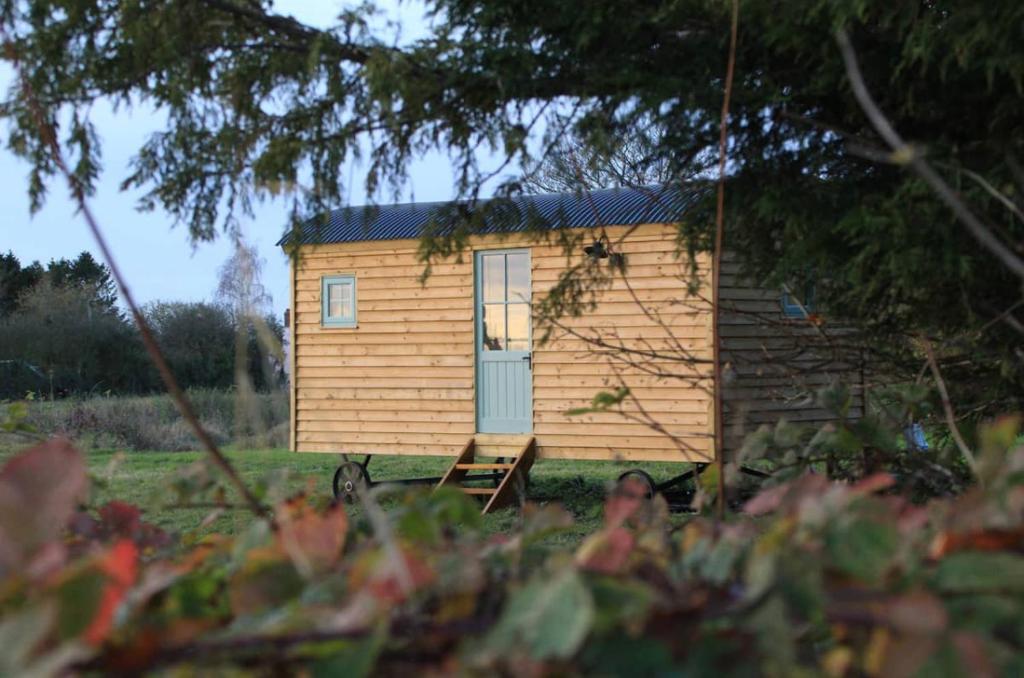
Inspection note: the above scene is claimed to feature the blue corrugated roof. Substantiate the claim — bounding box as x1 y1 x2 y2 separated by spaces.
278 184 703 246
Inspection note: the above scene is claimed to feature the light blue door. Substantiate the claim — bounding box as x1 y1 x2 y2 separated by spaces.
476 250 532 433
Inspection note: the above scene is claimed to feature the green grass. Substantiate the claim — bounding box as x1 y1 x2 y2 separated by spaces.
0 441 699 544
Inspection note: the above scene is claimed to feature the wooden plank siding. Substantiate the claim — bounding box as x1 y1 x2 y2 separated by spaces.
718 254 865 454
290 225 861 463
291 223 716 463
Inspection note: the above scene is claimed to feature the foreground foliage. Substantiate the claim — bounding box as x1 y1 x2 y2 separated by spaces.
1 416 1022 676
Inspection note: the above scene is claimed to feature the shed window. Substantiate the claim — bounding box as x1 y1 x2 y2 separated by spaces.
322 275 357 327
782 282 816 319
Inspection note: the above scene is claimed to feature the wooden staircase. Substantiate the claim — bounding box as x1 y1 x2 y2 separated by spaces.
436 434 536 514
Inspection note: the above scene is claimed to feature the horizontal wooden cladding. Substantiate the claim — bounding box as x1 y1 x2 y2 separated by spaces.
296 332 474 345
295 319 472 334
552 308 710 324
534 398 710 414
295 355 471 368
297 407 474 422
535 409 708 425
532 386 711 402
535 423 708 439
536 446 713 463
537 275 700 292
533 373 707 390
296 232 695 261
294 295 471 311
296 367 470 380
297 388 473 401
294 441 713 463
533 361 709 377
298 431 473 445
532 434 711 450
536 339 708 354
295 307 473 324
298 442 464 457
298 419 475 435
299 261 468 279
297 343 469 357
297 398 470 412
292 224 715 461
299 377 472 390
547 288 706 304
727 408 864 426
299 249 697 273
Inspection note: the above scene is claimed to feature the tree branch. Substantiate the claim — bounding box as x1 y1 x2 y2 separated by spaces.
712 0 740 520
835 28 1024 280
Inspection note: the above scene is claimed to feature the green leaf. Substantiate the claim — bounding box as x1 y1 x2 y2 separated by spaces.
935 553 1024 593
588 576 654 634
580 635 676 676
486 568 595 660
0 602 57 672
825 518 899 584
310 624 387 678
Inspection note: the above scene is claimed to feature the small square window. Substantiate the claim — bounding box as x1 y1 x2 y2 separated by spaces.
782 282 816 318
322 275 357 327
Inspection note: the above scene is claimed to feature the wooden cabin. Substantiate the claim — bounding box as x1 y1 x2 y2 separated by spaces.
281 185 863 507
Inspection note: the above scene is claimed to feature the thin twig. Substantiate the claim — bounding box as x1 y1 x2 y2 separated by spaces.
920 338 977 475
835 28 1024 280
712 0 740 520
1 33 273 524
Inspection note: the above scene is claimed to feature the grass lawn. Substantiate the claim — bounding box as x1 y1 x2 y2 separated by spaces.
1 441 700 545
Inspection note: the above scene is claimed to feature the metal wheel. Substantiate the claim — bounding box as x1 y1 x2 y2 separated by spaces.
616 468 657 499
332 461 370 503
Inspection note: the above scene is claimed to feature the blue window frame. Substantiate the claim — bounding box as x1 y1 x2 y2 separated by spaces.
781 282 816 318
321 275 357 328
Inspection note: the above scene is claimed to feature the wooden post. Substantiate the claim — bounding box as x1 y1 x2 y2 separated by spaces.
288 253 297 453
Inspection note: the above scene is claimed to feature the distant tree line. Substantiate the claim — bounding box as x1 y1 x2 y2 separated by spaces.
0 251 285 399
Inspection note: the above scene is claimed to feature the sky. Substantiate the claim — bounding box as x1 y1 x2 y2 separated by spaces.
0 1 481 317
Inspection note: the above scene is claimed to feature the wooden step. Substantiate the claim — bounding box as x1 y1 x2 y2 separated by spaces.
455 463 514 470
435 436 536 514
474 433 533 446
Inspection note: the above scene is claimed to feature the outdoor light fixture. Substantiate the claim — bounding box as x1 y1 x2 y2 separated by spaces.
584 236 626 267
583 239 609 260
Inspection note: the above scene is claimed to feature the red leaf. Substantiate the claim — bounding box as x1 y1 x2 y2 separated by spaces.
605 477 646 527
353 546 434 605
951 632 996 677
930 527 1024 559
97 501 142 538
83 540 138 646
848 473 895 497
277 498 349 577
0 438 88 576
578 527 635 574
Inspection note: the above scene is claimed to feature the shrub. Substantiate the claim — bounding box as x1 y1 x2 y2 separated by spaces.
0 414 1021 675
19 389 288 451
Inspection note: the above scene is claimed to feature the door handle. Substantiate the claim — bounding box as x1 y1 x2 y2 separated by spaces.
522 355 532 370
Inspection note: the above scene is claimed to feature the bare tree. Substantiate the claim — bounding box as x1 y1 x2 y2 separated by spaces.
216 238 285 442
216 239 272 321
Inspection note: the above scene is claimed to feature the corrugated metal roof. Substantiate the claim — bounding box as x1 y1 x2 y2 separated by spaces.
278 184 704 246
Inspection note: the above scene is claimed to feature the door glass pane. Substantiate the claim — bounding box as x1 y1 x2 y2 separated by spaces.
481 303 506 351
482 254 505 303
506 303 530 351
328 282 352 318
506 253 529 302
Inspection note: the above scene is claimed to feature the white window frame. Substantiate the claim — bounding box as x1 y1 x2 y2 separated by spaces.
321 274 357 328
